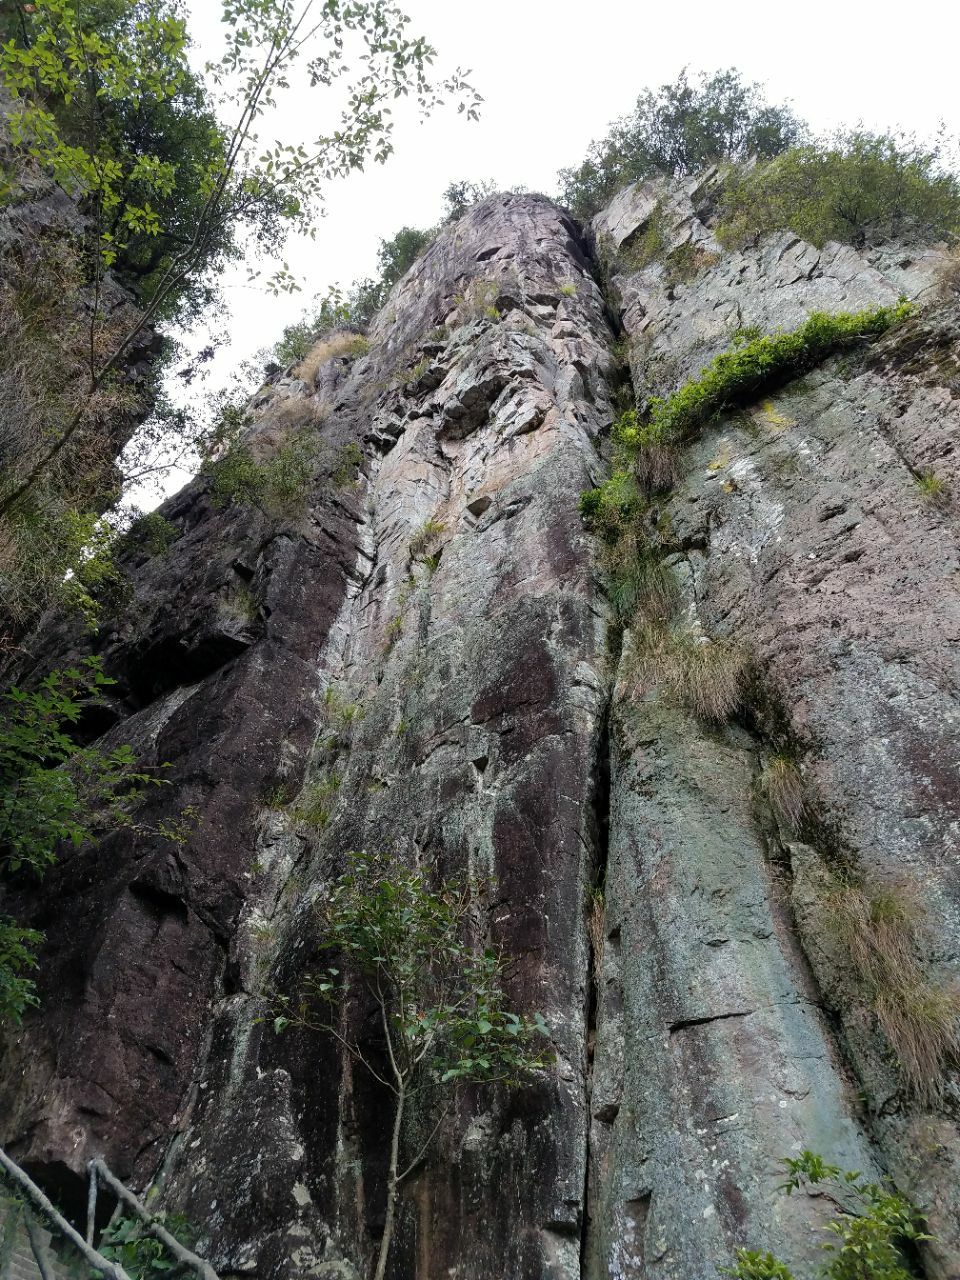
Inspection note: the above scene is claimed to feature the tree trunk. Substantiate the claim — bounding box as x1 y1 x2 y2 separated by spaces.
372 1086 405 1280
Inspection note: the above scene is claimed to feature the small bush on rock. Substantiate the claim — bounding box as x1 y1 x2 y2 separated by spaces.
717 129 960 250
727 1151 930 1280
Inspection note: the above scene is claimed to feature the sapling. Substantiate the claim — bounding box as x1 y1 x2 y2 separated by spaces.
274 850 550 1280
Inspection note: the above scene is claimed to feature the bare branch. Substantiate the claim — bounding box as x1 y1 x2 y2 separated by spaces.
0 1146 132 1280
90 1159 220 1280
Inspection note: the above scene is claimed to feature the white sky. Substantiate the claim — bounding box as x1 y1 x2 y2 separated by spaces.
139 0 959 503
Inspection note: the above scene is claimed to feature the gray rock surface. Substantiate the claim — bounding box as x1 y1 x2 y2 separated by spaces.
591 175 960 1277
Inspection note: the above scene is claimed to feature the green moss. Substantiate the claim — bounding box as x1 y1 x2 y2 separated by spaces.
642 302 914 450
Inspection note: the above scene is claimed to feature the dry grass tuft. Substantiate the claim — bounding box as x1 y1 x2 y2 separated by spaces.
828 877 960 1103
759 754 806 832
631 623 749 722
634 439 684 496
587 888 605 976
296 331 370 383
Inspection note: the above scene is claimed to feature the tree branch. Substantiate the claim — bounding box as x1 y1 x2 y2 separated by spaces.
90 1159 220 1280
0 1146 132 1280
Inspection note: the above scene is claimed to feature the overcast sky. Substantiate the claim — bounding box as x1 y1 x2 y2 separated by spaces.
181 0 956 366
139 0 957 503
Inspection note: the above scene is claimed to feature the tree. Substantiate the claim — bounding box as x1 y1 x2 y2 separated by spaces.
0 0 480 522
274 850 550 1280
557 67 804 220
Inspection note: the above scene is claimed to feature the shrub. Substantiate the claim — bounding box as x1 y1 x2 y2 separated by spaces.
206 434 315 515
332 442 364 489
559 281 578 297
120 511 178 557
729 1151 931 1279
0 917 42 1025
716 130 960 251
827 877 960 1101
99 1212 197 1280
631 623 749 722
558 68 804 220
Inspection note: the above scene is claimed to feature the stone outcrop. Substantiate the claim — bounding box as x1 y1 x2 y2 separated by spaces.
2 177 959 1280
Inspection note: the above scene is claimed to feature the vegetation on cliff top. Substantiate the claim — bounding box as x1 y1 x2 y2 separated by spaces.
558 67 804 220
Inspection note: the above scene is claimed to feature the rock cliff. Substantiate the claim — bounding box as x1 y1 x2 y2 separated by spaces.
1 178 959 1280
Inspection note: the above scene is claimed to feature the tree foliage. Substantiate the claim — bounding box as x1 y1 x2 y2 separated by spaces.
558 67 804 219
0 659 175 1024
275 849 549 1280
717 129 960 249
0 0 480 617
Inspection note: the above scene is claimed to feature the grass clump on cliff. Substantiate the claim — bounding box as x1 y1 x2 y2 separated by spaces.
630 623 750 722
717 129 960 251
825 876 960 1103
296 332 370 383
758 754 806 833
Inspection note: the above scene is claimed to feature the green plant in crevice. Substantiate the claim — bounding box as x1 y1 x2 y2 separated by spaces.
409 518 446 563
724 1251 794 1280
914 468 948 507
642 303 915 451
727 1150 930 1280
332 442 365 490
291 775 341 830
759 753 806 833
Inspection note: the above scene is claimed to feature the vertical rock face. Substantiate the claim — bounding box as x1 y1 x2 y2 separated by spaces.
587 177 960 1279
1 195 615 1277
2 179 960 1280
